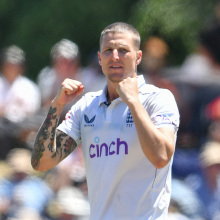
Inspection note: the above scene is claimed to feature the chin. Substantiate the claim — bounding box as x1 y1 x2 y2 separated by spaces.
108 74 125 83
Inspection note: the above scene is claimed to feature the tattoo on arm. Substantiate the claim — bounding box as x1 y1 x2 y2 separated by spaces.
32 106 77 169
32 106 60 169
54 130 77 161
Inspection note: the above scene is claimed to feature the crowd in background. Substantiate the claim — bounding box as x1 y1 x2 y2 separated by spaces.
1 18 220 220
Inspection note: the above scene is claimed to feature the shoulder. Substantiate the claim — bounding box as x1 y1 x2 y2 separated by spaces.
140 83 175 100
141 84 179 116
19 76 38 87
84 90 103 99
140 83 160 93
16 76 40 95
37 67 56 83
72 90 103 111
0 75 9 85
38 67 54 78
0 76 4 86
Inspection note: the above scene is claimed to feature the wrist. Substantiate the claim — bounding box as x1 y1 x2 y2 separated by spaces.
126 96 140 108
127 98 145 116
51 99 65 112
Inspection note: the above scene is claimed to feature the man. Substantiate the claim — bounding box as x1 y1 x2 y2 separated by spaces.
37 39 80 108
0 45 41 159
0 45 41 123
32 22 180 219
0 148 53 219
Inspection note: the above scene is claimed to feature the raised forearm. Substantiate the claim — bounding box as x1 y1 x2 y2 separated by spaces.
116 77 175 168
128 99 175 169
31 102 63 171
31 78 84 171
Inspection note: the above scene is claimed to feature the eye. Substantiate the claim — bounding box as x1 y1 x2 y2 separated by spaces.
103 48 112 53
119 48 128 53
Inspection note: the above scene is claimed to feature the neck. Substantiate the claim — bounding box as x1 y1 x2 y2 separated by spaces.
106 84 120 102
106 89 119 103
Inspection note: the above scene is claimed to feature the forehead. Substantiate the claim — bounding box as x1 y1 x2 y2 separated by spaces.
100 32 135 49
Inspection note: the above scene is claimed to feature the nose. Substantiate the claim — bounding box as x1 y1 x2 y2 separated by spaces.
112 49 119 60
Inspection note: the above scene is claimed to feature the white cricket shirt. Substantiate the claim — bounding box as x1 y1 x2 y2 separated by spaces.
58 75 180 220
0 75 41 122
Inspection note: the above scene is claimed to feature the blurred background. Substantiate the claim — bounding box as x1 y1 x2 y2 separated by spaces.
1 0 220 219
0 0 218 79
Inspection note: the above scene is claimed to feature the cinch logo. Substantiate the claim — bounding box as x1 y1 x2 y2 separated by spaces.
84 114 96 127
89 137 128 158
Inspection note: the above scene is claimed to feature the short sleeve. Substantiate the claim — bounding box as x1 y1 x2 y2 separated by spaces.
146 89 180 133
57 97 85 146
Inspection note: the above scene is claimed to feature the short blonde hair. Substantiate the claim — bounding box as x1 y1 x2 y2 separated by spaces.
100 22 141 50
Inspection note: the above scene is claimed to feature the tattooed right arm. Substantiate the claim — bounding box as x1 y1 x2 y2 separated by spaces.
31 102 77 171
31 78 84 171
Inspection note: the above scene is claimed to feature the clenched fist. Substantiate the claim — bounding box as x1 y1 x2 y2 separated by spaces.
116 77 139 105
53 78 84 107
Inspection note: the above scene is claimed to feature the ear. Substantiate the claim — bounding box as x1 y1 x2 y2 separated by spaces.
98 51 102 65
136 50 142 65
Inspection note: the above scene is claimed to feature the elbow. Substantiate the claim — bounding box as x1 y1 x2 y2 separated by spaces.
31 156 49 172
34 167 50 172
143 152 172 169
31 158 42 172
31 163 51 172
31 156 39 171
151 153 173 169
153 158 170 169
31 163 41 172
154 144 175 169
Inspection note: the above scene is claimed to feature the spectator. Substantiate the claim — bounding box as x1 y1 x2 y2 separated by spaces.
194 141 220 219
37 40 106 120
0 45 41 123
172 23 220 149
180 23 220 86
37 39 81 109
179 97 220 219
46 186 90 220
0 45 41 159
0 148 53 219
169 178 205 220
41 145 89 220
140 36 179 102
79 51 106 92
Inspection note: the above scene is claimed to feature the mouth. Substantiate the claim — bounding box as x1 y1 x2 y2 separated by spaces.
109 65 123 70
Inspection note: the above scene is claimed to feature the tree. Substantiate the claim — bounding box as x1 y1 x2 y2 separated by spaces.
0 0 138 80
129 0 219 65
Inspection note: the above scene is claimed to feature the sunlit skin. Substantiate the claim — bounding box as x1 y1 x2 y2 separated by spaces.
31 29 176 171
54 57 79 78
98 32 142 101
97 32 175 169
1 63 24 84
